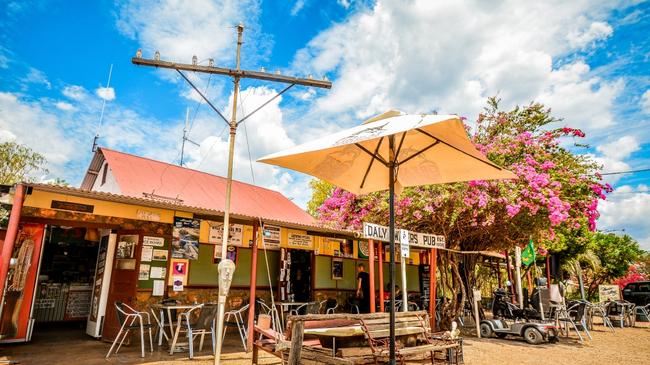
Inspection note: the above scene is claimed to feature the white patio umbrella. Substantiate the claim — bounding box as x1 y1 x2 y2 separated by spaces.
258 110 516 364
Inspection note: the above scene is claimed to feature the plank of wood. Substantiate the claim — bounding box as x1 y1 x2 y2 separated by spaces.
288 320 304 365
286 311 427 322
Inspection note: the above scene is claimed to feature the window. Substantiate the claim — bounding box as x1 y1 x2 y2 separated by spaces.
638 284 650 292
101 163 108 186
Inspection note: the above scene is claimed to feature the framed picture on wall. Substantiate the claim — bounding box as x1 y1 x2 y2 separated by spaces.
332 259 343 280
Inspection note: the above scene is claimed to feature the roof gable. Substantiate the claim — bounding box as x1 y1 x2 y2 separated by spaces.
81 148 314 226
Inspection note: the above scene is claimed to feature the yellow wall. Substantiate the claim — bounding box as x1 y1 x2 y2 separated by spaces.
23 190 189 223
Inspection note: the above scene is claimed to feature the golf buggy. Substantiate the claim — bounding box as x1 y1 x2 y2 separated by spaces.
480 286 558 344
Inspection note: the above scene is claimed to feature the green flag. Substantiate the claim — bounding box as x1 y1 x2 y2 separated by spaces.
521 239 536 266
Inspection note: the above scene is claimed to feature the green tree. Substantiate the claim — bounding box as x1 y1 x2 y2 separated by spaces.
0 141 48 226
306 179 334 217
0 141 48 184
583 232 644 299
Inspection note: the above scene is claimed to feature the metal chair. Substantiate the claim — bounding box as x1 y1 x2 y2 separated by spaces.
223 303 250 351
106 301 154 358
170 303 219 359
289 301 319 316
589 301 615 332
319 298 338 314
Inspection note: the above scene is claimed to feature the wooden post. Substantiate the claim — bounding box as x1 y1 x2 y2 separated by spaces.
246 222 259 351
287 320 304 365
378 242 385 312
368 239 376 313
0 184 25 298
496 258 502 288
429 248 437 331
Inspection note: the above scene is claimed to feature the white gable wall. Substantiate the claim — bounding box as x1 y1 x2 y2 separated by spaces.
91 162 121 194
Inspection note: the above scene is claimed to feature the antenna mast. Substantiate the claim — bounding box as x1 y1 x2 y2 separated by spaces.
180 107 200 166
92 64 114 152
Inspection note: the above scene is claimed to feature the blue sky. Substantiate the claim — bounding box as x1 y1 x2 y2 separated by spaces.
1 0 649 249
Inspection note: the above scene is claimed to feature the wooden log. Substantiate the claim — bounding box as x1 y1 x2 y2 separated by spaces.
288 320 305 365
286 310 427 322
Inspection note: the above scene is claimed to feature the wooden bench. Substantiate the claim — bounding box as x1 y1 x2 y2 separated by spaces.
358 311 461 365
252 317 354 365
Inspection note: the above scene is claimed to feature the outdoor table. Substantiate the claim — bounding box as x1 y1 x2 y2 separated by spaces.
304 324 423 356
276 301 311 329
151 303 198 353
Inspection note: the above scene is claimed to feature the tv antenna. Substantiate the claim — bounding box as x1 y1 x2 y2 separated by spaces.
180 107 200 166
92 64 113 152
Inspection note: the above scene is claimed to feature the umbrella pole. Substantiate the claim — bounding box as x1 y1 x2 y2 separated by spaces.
388 137 396 365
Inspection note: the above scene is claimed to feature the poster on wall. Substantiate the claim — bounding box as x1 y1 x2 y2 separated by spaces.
340 239 355 258
209 223 245 246
332 259 343 280
152 249 168 261
140 246 153 262
286 233 314 250
318 238 343 256
261 225 281 249
358 240 379 260
169 258 188 285
143 236 165 247
172 217 200 260
138 264 150 280
116 235 138 259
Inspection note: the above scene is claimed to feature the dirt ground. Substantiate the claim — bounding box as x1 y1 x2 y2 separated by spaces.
1 321 648 364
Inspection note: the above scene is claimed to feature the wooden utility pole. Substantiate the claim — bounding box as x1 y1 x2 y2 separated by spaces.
132 24 331 365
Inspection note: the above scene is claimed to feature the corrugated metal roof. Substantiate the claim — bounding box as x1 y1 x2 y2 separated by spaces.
25 183 357 237
83 147 315 227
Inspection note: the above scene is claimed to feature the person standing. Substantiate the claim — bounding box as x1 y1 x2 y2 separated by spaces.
356 263 371 313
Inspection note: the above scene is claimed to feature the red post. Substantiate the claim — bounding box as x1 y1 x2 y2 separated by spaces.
0 184 25 298
429 248 437 331
246 222 259 352
368 239 376 313
546 255 551 288
378 242 385 312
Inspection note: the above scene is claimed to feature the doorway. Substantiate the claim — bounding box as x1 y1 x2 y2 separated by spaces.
31 226 101 339
289 250 312 303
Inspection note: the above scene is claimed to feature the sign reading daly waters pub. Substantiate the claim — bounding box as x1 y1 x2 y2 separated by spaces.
362 222 446 249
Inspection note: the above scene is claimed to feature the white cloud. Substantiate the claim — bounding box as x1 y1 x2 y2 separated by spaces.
95 86 116 101
292 0 625 128
184 86 307 201
596 135 639 161
585 135 639 184
337 0 350 9
567 20 613 49
641 90 650 114
116 0 265 65
54 101 75 111
599 185 650 251
0 129 16 142
62 85 88 101
291 0 306 16
21 67 51 89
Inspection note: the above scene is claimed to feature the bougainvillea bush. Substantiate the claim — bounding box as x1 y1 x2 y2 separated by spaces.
309 98 612 326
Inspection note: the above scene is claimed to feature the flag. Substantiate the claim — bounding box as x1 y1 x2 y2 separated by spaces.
521 239 536 266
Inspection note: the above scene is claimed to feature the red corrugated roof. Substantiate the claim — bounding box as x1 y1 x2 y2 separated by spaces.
98 148 315 226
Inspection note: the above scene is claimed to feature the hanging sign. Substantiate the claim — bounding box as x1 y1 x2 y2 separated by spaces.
399 229 410 258
362 222 446 249
261 225 281 249
286 233 314 250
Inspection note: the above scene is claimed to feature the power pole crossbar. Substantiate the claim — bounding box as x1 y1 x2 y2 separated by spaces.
133 57 331 89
